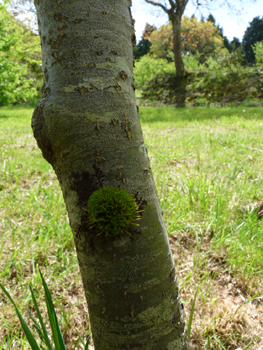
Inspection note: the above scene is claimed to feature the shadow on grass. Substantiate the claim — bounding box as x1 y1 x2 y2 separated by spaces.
139 106 263 124
0 113 12 119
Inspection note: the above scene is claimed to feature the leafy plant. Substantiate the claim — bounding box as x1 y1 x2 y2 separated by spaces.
0 269 90 350
134 54 174 89
252 41 263 66
0 2 41 105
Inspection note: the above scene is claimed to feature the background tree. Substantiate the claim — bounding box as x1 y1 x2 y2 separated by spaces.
144 0 257 77
134 23 156 59
242 16 263 65
252 41 263 66
144 0 189 78
32 1 188 349
150 16 224 63
0 1 41 105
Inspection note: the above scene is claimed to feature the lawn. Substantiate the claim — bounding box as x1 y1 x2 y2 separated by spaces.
1 106 263 349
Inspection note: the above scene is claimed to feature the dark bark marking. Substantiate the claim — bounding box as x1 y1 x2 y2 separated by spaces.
95 122 102 132
133 192 147 215
58 23 67 30
42 36 46 44
92 164 105 188
119 70 128 81
130 305 136 318
73 51 80 58
74 86 88 95
70 170 99 205
122 115 132 141
131 33 136 47
96 50 103 56
52 50 58 60
102 11 107 15
106 57 111 62
116 166 127 184
44 67 48 82
54 11 68 22
43 87 50 96
115 83 121 93
110 50 118 55
88 62 96 68
143 168 150 175
52 33 66 49
111 117 119 126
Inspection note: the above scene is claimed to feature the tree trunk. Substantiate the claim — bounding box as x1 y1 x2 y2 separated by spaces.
172 14 185 78
32 1 188 349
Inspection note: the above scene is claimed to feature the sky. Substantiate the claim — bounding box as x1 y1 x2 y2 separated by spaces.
131 0 263 42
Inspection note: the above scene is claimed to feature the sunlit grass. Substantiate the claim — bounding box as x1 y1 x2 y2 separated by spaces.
140 107 263 276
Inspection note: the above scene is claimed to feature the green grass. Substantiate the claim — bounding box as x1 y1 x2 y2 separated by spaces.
140 106 263 276
1 106 263 349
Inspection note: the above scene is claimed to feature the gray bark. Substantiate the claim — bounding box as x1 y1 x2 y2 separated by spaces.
32 0 188 349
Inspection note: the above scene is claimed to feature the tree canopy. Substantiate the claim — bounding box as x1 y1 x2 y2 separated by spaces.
242 16 263 65
0 2 41 105
150 16 225 63
134 23 156 59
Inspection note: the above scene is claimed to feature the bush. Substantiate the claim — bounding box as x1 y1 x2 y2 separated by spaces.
253 41 263 66
134 54 174 89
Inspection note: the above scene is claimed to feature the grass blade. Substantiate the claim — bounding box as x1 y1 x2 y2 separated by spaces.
243 335 263 350
29 285 54 350
73 327 90 350
84 336 90 350
234 290 263 315
0 283 41 350
187 272 209 339
28 309 45 343
179 272 192 291
213 335 227 350
39 269 66 350
187 288 198 339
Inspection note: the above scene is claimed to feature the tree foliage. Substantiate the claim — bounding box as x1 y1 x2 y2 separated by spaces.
134 23 156 59
242 16 263 65
150 16 225 63
0 2 41 105
253 41 263 65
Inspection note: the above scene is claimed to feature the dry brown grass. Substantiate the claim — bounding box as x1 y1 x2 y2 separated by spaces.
170 235 263 350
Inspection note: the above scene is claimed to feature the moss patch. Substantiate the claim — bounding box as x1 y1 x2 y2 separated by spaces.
87 187 140 238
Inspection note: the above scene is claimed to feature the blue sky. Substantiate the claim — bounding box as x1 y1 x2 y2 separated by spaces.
131 0 263 42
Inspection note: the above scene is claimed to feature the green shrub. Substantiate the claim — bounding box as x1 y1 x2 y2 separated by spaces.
182 52 206 72
252 41 263 66
134 54 174 89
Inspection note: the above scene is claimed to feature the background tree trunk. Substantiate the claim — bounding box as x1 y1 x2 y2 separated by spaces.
172 14 185 78
32 0 188 349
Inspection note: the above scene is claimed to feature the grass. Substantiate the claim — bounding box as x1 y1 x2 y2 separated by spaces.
1 106 263 349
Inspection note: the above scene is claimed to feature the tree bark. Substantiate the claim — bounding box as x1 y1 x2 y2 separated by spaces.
171 14 185 78
32 0 188 349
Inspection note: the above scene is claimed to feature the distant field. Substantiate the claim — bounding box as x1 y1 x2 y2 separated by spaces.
1 106 263 349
